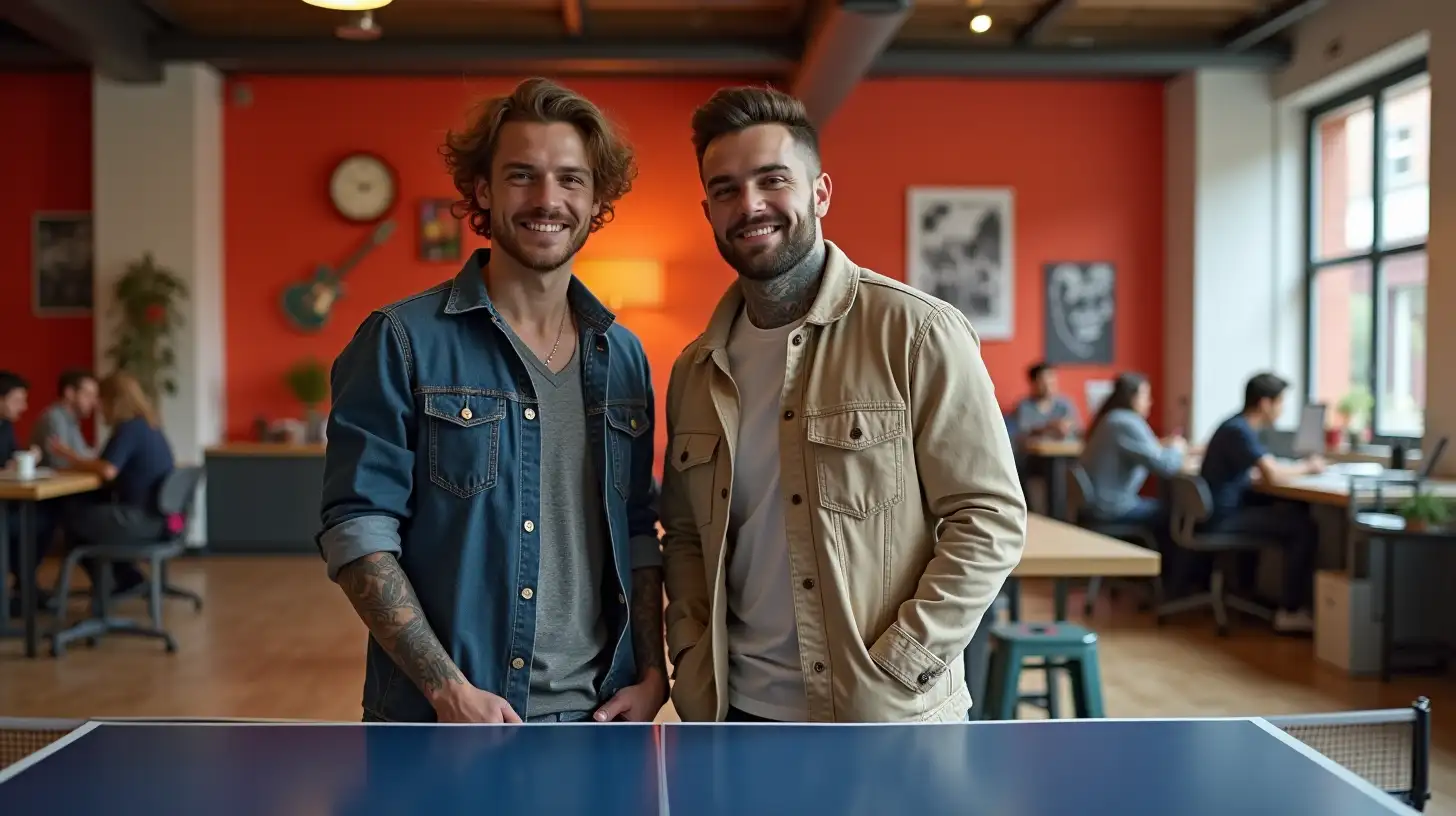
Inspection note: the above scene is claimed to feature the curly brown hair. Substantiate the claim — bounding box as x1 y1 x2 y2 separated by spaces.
441 77 637 239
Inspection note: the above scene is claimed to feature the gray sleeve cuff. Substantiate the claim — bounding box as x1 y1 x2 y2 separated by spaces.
320 515 403 581
630 532 662 570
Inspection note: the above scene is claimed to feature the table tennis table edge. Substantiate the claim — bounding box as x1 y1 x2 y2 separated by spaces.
1 716 1420 815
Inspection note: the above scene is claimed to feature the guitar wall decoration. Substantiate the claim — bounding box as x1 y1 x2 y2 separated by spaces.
281 220 395 332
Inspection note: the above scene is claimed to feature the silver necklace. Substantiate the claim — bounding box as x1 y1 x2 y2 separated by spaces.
544 307 570 366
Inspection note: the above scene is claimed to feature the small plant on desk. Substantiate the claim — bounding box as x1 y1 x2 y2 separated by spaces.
284 357 330 443
1396 490 1451 532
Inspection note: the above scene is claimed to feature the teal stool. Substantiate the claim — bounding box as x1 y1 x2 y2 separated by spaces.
983 621 1105 720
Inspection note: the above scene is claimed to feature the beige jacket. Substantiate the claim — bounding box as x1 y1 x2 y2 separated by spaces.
661 241 1027 723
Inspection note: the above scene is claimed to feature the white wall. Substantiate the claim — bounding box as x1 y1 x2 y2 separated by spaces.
93 62 226 540
1165 69 1291 443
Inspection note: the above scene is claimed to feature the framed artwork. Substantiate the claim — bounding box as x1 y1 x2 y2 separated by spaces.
906 187 1014 341
417 198 462 262
1044 261 1115 365
33 211 93 315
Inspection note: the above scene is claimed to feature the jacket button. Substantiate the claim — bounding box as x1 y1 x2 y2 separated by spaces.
791 494 802 505
791 334 803 346
680 451 689 462
617 592 626 604
524 408 537 421
511 657 525 670
849 427 862 440
802 578 814 589
721 488 728 498
460 407 473 420
523 520 535 533
813 661 825 673
630 418 638 429
783 410 794 420
521 587 533 600
917 671 931 685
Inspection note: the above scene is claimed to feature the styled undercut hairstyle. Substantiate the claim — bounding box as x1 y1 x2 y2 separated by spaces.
441 77 638 239
690 85 821 173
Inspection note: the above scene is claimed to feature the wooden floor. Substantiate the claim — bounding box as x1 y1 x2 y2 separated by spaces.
2 556 1453 812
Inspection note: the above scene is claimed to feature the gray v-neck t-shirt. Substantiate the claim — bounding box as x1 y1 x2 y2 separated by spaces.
502 322 612 718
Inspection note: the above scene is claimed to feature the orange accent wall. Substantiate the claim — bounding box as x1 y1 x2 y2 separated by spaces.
223 76 1165 448
0 73 94 443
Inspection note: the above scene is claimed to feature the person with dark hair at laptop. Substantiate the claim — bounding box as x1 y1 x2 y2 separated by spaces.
1199 372 1324 634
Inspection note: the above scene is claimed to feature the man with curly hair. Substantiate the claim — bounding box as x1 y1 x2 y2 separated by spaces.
319 78 665 725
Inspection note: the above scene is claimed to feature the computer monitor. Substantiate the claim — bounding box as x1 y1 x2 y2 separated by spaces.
1292 403 1327 457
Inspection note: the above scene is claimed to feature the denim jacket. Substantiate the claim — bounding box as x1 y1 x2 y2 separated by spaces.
318 249 661 722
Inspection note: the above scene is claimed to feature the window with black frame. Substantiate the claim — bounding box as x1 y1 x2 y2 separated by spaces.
1305 59 1430 443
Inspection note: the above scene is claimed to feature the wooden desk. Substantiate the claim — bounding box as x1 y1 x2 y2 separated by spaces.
0 471 104 657
1017 513 1161 578
1024 439 1083 459
1256 475 1456 508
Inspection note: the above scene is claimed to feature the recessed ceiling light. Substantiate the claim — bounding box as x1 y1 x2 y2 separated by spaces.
302 0 392 10
970 14 992 34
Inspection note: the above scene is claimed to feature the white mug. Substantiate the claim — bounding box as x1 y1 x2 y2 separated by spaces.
13 449 37 480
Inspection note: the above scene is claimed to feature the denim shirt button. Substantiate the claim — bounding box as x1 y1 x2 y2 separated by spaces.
523 519 535 533
521 587 534 600
460 407 473 420
616 592 626 604
511 657 525 670
524 407 537 421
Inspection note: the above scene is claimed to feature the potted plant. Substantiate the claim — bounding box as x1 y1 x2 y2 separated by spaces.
105 253 188 403
1336 386 1374 448
285 357 330 443
1396 490 1451 533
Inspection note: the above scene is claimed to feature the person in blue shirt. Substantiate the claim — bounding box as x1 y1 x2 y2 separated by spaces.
1005 362 1081 444
47 372 176 598
1078 372 1186 529
0 370 50 616
1199 372 1324 634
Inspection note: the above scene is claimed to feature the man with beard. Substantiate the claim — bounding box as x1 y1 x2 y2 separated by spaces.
660 86 1027 723
319 78 666 725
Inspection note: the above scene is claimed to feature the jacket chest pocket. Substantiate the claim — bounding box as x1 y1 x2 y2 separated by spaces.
669 432 721 528
806 405 906 518
424 392 507 498
605 402 652 499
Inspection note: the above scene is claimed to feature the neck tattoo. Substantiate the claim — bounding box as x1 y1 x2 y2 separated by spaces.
742 241 828 330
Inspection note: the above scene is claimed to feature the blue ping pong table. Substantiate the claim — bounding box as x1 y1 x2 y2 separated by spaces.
0 717 1419 815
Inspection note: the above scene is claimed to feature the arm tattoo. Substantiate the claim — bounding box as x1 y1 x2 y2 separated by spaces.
336 553 465 696
630 566 666 680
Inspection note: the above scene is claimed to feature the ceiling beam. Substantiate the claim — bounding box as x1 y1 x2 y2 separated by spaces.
151 36 799 77
2 0 161 81
562 0 584 36
1016 0 1075 45
790 0 912 125
1222 0 1326 51
873 42 1291 76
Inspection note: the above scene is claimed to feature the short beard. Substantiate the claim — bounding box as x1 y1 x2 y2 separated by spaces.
489 209 590 273
714 199 818 282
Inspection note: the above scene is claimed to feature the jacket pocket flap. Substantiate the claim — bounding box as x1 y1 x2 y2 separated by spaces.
606 403 651 438
423 393 506 428
670 432 720 471
806 406 906 451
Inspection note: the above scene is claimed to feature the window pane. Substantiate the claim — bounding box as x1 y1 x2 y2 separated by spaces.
1312 97 1373 261
1379 72 1429 248
1377 251 1426 438
1311 261 1373 429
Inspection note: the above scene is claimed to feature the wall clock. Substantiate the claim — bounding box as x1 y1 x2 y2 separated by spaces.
329 152 396 222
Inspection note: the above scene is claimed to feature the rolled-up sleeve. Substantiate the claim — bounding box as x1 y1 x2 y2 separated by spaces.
318 311 416 581
628 356 663 570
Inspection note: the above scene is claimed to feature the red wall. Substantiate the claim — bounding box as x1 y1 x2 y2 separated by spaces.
0 73 95 443
4 73 1165 452
224 75 1166 447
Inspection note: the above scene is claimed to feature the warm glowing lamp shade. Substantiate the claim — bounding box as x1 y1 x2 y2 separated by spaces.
575 260 664 311
302 0 393 10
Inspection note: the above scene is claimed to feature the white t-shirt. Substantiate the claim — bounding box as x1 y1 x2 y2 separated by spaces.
723 308 809 722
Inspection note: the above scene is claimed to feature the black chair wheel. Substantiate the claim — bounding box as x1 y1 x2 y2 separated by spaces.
164 638 178 654
85 637 98 648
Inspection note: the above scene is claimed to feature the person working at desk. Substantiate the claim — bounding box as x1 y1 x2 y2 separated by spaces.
30 369 97 469
1199 372 1323 634
660 86 1026 724
1079 372 1186 532
1006 362 1080 443
47 372 176 599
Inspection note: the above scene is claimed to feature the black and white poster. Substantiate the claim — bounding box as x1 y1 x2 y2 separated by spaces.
1044 261 1115 365
33 211 93 315
906 187 1013 341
